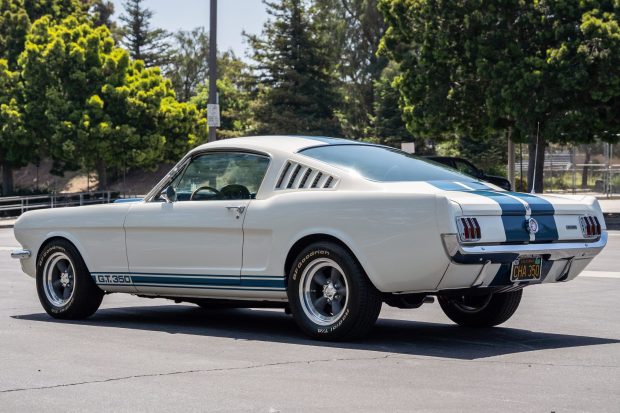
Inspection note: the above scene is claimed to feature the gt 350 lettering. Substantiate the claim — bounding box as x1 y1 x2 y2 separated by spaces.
96 274 132 284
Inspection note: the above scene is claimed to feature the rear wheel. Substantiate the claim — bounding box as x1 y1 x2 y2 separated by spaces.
438 289 522 327
287 242 382 341
36 239 103 319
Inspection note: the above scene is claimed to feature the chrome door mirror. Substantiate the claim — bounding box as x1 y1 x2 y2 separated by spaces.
162 186 177 203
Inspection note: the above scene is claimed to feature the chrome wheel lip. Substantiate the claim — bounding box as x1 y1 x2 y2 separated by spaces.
43 252 75 307
299 258 349 326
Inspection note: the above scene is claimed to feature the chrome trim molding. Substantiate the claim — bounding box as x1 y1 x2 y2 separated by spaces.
442 231 608 261
11 249 31 260
472 260 492 287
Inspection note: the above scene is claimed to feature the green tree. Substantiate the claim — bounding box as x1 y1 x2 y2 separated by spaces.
0 59 28 194
85 0 121 40
380 0 620 191
167 27 209 102
372 62 414 148
316 0 394 141
191 52 255 139
20 16 205 188
119 0 170 67
0 0 83 194
245 0 341 136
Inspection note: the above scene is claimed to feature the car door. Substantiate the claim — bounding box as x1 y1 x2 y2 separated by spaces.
124 151 270 295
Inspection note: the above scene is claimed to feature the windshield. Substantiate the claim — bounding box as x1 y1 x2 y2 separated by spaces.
300 145 477 182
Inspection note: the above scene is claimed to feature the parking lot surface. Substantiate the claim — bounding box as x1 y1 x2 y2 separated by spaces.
1 228 619 412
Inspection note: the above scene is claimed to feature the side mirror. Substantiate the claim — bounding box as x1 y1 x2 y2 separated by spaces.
162 186 177 203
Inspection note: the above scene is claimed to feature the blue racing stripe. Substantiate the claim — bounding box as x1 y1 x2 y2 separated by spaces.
470 191 526 215
471 191 529 242
506 192 558 241
131 275 239 286
428 181 491 191
131 275 285 289
508 192 554 214
428 181 559 243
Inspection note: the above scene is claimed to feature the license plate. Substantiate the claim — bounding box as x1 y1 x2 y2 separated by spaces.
510 256 542 282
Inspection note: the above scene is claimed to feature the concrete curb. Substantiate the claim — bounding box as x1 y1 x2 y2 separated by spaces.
604 213 620 230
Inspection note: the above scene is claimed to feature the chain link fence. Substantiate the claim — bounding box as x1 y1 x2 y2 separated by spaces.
515 141 619 197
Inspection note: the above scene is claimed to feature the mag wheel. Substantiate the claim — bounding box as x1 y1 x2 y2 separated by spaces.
438 289 523 327
36 239 104 319
287 242 382 341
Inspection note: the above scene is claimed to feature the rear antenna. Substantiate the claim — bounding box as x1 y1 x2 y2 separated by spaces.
531 121 540 194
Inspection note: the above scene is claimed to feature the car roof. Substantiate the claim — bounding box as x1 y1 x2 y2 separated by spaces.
191 135 368 155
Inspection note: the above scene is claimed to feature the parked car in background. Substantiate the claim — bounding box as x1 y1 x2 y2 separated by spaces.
426 156 512 191
12 136 607 341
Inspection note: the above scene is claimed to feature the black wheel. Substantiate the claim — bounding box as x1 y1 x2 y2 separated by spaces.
36 239 104 319
438 289 523 327
287 242 382 341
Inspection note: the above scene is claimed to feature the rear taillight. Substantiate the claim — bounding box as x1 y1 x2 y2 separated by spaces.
457 217 481 242
579 215 601 238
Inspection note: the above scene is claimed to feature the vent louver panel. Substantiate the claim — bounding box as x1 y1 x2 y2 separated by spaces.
287 164 302 188
311 172 323 188
275 161 337 191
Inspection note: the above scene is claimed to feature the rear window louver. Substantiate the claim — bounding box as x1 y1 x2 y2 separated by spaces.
275 161 337 190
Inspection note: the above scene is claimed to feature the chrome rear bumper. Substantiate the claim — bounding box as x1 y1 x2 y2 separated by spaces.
11 249 31 260
442 231 607 264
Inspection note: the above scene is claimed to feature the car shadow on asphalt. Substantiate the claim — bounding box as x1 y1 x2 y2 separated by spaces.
12 305 619 360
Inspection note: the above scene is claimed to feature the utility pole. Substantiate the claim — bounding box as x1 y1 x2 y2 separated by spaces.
507 127 515 191
207 0 219 142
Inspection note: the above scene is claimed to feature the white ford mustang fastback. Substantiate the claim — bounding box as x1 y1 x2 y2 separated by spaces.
12 136 607 340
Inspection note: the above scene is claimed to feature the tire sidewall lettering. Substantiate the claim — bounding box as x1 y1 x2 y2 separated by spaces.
316 308 349 334
290 248 353 335
292 250 329 281
37 245 75 311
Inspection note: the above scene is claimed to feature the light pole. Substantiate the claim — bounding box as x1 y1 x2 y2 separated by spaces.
207 0 219 142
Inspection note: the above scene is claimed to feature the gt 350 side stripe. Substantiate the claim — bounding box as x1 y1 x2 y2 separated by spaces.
91 272 286 291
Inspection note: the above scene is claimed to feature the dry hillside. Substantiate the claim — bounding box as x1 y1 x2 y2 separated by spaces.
13 160 174 196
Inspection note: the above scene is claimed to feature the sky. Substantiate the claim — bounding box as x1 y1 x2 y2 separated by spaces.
109 0 269 58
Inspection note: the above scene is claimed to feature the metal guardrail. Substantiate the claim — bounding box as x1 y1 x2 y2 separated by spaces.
0 191 119 216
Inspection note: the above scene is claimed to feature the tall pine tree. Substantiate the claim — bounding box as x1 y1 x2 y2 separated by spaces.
119 0 170 67
246 0 341 136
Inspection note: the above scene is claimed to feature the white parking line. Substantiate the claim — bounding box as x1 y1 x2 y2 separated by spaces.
579 271 620 279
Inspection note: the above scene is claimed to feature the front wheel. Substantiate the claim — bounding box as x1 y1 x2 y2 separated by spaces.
36 239 104 319
438 289 523 327
287 242 382 341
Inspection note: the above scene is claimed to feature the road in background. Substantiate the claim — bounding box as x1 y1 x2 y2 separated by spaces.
0 228 619 412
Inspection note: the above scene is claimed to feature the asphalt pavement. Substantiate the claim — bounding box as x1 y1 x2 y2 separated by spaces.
0 228 619 412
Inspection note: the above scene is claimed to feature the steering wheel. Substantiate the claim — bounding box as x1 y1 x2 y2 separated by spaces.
190 185 222 201
220 184 251 200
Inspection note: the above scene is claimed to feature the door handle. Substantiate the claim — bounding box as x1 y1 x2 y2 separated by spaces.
226 205 246 218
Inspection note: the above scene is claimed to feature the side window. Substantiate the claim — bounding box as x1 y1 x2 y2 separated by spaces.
172 152 270 201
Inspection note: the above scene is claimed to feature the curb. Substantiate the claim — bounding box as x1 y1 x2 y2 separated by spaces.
604 213 620 231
